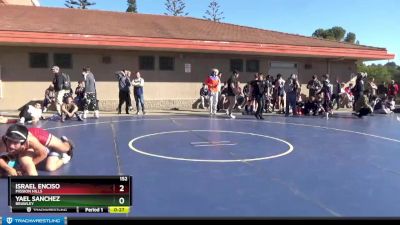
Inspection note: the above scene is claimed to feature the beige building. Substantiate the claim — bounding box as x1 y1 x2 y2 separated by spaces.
0 5 394 111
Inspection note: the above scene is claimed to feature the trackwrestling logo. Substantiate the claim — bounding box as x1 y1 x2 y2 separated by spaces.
2 217 64 225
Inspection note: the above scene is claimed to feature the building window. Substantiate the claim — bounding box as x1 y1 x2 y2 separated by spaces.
159 56 175 71
139 56 155 70
29 53 48 68
102 56 112 64
230 59 243 72
54 53 72 69
246 60 259 72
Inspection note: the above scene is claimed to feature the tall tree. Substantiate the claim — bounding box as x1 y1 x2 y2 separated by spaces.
164 0 188 16
203 0 224 22
126 0 137 13
344 32 356 44
312 28 335 40
330 26 346 41
312 26 359 43
65 0 96 9
312 28 326 38
357 63 392 83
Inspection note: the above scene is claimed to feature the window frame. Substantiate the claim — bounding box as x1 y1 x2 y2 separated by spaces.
230 59 244 72
29 52 49 68
159 56 175 71
139 56 155 71
53 53 73 69
246 59 260 73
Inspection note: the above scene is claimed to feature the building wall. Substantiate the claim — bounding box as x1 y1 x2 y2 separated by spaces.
0 46 357 110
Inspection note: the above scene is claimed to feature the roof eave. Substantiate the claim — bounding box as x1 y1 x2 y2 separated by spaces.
0 31 395 60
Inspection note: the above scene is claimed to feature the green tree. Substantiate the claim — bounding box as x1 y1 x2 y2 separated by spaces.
312 27 359 43
330 26 346 41
203 0 224 22
126 0 137 13
344 32 356 44
312 28 326 39
165 0 188 16
65 0 95 9
357 63 392 83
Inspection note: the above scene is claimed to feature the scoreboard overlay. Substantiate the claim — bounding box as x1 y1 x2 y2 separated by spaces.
8 176 132 214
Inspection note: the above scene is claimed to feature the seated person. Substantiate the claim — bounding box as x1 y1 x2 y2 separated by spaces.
19 102 44 124
199 83 210 109
0 124 74 176
314 94 326 116
63 88 74 103
304 96 318 116
342 83 354 108
61 96 83 123
43 84 56 113
218 83 228 112
373 97 392 114
295 95 305 115
74 80 85 111
354 90 373 118
386 96 396 111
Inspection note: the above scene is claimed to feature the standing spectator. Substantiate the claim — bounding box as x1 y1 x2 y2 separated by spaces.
242 82 253 115
275 74 286 114
250 73 267 120
332 79 342 110
377 81 388 97
285 74 300 117
82 67 99 118
115 70 132 115
366 77 378 100
306 75 322 98
42 84 56 113
51 66 70 115
264 75 274 113
61 96 82 123
132 72 145 115
199 83 210 109
388 80 399 100
217 72 226 112
205 69 220 116
352 73 365 110
319 74 333 116
226 70 240 119
74 81 85 111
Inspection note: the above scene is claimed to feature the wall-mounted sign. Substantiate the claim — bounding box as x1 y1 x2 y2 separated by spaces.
185 64 191 73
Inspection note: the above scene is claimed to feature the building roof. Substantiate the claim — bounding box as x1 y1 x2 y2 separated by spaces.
0 5 394 60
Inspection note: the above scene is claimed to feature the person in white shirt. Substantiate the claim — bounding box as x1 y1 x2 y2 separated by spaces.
132 72 145 115
19 102 44 124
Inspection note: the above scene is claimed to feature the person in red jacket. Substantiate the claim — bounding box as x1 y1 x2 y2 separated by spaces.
388 80 399 100
205 69 221 116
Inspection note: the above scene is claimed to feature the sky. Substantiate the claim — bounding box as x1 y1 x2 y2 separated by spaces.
39 0 399 65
